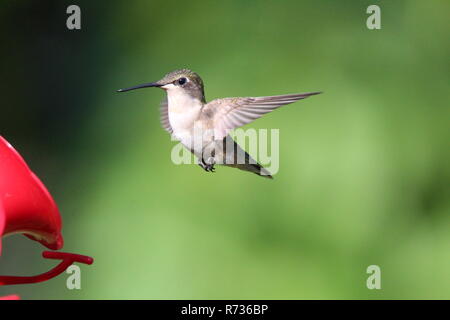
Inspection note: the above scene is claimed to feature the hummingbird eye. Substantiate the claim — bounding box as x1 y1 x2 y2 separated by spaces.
177 77 187 86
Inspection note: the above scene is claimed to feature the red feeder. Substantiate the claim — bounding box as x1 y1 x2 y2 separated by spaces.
0 136 93 293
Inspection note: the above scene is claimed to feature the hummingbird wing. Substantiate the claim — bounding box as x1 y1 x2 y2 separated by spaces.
203 92 321 140
159 97 173 134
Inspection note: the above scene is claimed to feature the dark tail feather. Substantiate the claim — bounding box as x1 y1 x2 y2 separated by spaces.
221 138 274 179
238 163 273 179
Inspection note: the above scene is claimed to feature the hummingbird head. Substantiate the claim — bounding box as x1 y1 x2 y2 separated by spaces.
117 69 206 103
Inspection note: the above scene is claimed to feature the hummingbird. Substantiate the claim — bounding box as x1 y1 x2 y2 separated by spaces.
117 69 321 179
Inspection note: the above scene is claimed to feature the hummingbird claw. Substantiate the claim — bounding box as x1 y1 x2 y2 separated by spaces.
198 162 215 173
199 156 216 173
205 157 216 172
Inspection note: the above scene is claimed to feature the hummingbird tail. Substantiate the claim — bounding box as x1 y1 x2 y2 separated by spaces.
221 155 273 178
221 138 274 179
237 163 273 179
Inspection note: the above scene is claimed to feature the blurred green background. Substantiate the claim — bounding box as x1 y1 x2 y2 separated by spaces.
0 0 449 299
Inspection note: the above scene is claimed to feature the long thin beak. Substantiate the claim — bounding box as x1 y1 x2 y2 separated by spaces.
117 82 161 93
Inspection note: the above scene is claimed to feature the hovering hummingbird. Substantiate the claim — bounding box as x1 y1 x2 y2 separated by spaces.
118 69 321 179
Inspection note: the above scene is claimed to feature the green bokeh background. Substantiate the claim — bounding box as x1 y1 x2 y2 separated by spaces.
0 0 449 299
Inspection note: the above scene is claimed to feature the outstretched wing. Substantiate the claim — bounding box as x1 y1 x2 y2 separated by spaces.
159 97 173 134
203 92 321 140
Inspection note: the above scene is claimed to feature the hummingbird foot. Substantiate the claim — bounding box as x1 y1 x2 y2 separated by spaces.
199 157 216 173
198 162 215 172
